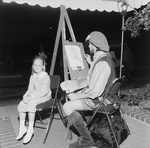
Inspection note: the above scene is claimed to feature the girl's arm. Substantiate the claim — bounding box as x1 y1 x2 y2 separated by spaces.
23 75 35 98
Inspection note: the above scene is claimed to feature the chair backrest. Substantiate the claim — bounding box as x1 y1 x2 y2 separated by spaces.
96 76 125 108
96 75 125 109
87 76 125 126
50 75 60 90
50 75 60 98
108 76 125 95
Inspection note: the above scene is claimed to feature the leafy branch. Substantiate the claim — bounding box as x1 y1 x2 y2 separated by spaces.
125 2 150 37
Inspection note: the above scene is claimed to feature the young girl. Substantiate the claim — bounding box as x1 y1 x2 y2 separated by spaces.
16 52 51 144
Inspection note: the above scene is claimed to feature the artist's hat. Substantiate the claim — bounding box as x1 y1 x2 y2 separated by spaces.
89 31 109 52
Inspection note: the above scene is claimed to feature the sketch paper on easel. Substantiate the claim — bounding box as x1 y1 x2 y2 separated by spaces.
65 45 84 70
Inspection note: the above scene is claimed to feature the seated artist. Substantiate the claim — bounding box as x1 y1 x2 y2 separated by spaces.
63 31 117 148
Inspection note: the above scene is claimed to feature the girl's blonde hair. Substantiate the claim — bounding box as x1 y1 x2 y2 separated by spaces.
31 51 47 74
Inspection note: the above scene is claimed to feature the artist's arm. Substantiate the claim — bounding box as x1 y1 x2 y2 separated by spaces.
68 62 110 100
84 54 92 65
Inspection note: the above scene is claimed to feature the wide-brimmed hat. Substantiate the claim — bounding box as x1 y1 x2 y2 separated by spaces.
89 31 109 52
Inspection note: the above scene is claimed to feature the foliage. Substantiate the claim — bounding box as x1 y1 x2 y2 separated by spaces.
125 2 150 37
121 84 150 113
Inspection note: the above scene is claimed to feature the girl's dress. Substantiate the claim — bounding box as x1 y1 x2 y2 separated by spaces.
18 71 52 113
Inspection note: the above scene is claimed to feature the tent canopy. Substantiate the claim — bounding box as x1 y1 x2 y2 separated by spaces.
2 0 150 12
2 0 150 77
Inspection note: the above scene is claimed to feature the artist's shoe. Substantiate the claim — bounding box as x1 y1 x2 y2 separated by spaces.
16 127 27 140
23 130 34 144
68 111 94 148
69 137 93 148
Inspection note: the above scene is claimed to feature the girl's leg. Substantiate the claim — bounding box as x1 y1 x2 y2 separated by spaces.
23 112 35 144
16 112 27 140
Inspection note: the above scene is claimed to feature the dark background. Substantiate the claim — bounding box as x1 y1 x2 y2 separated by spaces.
0 1 150 77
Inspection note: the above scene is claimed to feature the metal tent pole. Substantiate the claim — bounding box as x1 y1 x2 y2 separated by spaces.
119 15 125 78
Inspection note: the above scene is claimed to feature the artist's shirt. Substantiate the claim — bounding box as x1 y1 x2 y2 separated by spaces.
85 51 111 99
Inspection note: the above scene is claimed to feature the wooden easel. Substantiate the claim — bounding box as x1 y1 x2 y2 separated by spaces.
50 5 89 80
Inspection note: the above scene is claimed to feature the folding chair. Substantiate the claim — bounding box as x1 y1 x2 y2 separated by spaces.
87 76 130 148
36 75 66 143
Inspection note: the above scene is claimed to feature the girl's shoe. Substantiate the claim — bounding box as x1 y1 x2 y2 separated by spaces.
23 130 34 144
16 127 27 140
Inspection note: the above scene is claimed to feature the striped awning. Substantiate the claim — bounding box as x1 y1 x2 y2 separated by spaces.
2 0 150 12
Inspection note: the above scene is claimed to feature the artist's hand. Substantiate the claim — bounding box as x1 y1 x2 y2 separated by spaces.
84 54 92 65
